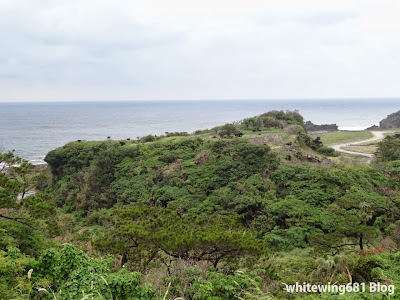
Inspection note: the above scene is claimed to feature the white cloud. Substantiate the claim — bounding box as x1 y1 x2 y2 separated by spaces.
0 0 399 101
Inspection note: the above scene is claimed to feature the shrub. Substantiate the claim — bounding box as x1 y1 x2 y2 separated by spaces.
140 135 157 143
34 244 154 299
317 146 339 156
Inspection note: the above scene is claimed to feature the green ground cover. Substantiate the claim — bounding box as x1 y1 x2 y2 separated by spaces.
320 131 373 145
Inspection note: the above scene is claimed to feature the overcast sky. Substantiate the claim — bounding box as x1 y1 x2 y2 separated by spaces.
1 0 399 102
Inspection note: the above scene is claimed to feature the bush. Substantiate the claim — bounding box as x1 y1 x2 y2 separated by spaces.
140 135 157 143
165 268 269 300
317 146 339 156
284 125 305 135
165 131 189 137
0 248 36 299
34 244 154 299
158 154 179 163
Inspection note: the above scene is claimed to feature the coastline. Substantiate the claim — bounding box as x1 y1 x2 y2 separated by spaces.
1 99 399 163
0 161 47 174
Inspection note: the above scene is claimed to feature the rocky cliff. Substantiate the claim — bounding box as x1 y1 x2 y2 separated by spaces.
305 121 339 132
379 110 400 129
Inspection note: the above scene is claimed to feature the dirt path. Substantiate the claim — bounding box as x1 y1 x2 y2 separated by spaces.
332 131 388 158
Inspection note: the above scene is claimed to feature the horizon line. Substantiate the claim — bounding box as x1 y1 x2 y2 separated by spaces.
1 97 400 104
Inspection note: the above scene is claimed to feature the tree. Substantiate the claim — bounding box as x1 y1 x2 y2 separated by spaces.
0 151 51 255
1 150 46 214
309 175 390 254
1 151 27 217
219 124 237 138
376 134 400 162
97 206 265 270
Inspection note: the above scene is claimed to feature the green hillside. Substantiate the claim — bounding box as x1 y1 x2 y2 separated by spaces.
1 111 400 299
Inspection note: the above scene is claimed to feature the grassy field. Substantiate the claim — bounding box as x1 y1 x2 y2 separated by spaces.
384 131 400 137
241 128 282 137
341 145 377 154
320 131 373 145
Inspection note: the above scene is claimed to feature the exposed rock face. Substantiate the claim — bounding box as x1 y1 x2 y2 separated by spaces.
365 125 380 130
380 110 400 129
305 121 339 132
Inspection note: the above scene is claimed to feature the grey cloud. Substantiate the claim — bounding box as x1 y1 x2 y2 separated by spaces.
0 1 399 101
0 6 186 88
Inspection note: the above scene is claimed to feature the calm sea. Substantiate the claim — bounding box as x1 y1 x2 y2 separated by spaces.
0 99 399 163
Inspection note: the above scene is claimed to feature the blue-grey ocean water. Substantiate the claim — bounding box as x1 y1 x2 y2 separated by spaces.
0 99 399 163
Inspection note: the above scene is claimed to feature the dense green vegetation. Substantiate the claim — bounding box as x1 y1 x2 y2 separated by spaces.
2 110 400 299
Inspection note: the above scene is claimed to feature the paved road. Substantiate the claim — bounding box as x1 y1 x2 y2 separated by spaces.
332 131 388 158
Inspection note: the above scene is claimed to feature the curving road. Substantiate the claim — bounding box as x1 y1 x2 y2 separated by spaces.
331 131 388 158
